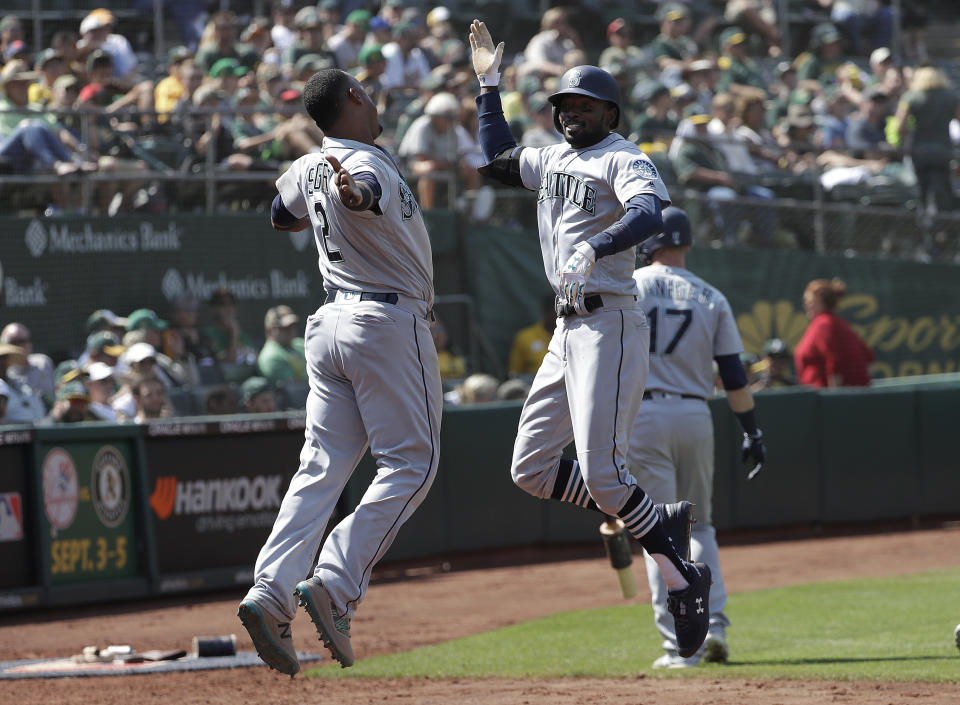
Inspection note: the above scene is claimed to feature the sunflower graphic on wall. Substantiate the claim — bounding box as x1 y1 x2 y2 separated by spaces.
736 300 809 356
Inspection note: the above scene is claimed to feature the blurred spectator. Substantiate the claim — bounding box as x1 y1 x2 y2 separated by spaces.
394 73 445 145
724 0 780 55
154 46 194 125
284 7 337 74
381 21 432 91
368 15 393 47
398 91 479 210
86 309 128 339
46 381 99 423
131 374 172 422
521 92 563 147
795 23 845 85
766 61 797 129
258 305 306 384
271 0 298 53
0 344 46 423
599 18 649 86
292 53 337 85
203 384 239 415
817 89 854 150
775 104 820 175
845 86 892 157
51 29 84 77
520 7 583 79
318 0 344 40
183 85 254 173
83 361 119 421
451 373 499 405
631 81 677 148
195 10 258 73
649 4 699 73
242 16 281 68
380 0 406 28
422 6 456 63
203 287 257 366
76 9 138 78
241 376 278 413
895 67 959 212
430 316 467 380
28 50 66 107
508 293 556 379
716 27 765 95
735 90 787 172
54 360 81 388
1 323 55 402
165 295 209 363
85 331 125 367
683 59 722 116
497 378 531 402
795 278 873 388
751 338 797 390
126 308 167 350
670 105 774 244
0 15 24 61
356 44 388 113
824 0 893 56
327 10 372 71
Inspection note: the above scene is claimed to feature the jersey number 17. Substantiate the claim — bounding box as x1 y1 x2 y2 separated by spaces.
647 306 692 354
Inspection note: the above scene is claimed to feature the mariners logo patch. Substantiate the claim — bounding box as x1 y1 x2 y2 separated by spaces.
632 159 659 180
399 180 416 220
91 446 130 528
568 69 582 87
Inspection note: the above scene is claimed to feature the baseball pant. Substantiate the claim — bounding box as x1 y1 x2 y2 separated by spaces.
511 304 648 515
629 397 729 654
245 297 442 621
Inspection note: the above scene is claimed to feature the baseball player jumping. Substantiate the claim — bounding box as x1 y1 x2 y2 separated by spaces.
238 69 442 674
631 207 767 668
470 21 711 659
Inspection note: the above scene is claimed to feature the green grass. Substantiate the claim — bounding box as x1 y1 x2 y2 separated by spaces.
307 567 960 682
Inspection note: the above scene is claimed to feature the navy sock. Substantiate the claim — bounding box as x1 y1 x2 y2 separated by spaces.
550 458 602 513
618 488 690 579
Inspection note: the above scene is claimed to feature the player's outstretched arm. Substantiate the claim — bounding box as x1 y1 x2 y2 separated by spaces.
270 194 311 232
326 154 378 211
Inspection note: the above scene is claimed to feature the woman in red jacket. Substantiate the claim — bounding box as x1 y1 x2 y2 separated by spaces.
794 278 873 388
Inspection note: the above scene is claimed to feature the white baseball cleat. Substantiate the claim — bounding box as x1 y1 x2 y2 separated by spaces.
652 653 700 669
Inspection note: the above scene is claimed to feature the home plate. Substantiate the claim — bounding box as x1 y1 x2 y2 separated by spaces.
0 651 322 679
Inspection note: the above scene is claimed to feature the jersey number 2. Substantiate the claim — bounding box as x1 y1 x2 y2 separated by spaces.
314 201 344 263
648 307 692 354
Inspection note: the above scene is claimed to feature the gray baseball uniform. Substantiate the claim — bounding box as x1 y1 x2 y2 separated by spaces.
629 262 743 657
511 135 671 517
244 136 442 623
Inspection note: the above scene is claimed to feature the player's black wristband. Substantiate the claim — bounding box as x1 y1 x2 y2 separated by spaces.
734 408 759 437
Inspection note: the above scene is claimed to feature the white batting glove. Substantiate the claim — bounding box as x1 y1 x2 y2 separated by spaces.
560 241 596 310
469 20 504 87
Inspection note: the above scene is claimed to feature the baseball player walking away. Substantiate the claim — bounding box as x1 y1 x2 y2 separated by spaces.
469 20 711 659
238 68 442 675
630 206 767 668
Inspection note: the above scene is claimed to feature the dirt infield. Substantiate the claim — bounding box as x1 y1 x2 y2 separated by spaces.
3 526 960 704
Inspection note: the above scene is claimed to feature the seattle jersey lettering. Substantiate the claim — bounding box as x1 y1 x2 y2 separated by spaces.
306 160 334 197
538 171 598 214
638 276 714 305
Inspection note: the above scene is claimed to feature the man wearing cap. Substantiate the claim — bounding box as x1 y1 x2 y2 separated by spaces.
0 344 46 423
398 91 479 210
257 306 306 384
271 0 297 52
284 7 338 74
795 23 845 85
327 10 372 72
85 330 126 369
845 86 893 158
46 380 100 424
716 27 765 95
0 15 24 63
599 18 649 86
203 287 258 366
196 10 258 73
630 81 677 146
752 338 796 390
649 4 699 71
520 7 583 80
155 46 194 124
380 21 432 91
28 49 66 106
356 44 388 111
126 309 168 351
77 8 137 78
241 376 278 413
1 323 55 402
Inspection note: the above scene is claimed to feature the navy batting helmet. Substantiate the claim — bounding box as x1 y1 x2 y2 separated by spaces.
639 206 692 265
548 65 621 131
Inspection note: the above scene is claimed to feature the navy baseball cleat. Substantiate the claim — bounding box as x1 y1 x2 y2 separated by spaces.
668 561 712 658
656 501 695 562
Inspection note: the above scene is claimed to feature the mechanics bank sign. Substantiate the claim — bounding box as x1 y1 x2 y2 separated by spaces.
24 219 182 257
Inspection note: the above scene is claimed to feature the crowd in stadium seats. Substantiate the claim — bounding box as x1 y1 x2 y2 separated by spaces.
0 2 957 221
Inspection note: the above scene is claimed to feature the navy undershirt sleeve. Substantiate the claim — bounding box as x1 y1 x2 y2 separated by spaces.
476 91 518 163
352 171 383 215
586 194 663 259
715 353 749 391
271 193 299 227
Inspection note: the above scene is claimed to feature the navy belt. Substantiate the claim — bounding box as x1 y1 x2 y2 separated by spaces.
556 295 603 318
326 290 399 305
643 391 705 401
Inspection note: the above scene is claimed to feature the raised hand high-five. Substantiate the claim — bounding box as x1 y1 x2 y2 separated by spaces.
468 20 504 87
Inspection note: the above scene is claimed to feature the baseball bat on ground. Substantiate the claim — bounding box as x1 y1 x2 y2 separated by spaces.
599 517 637 598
